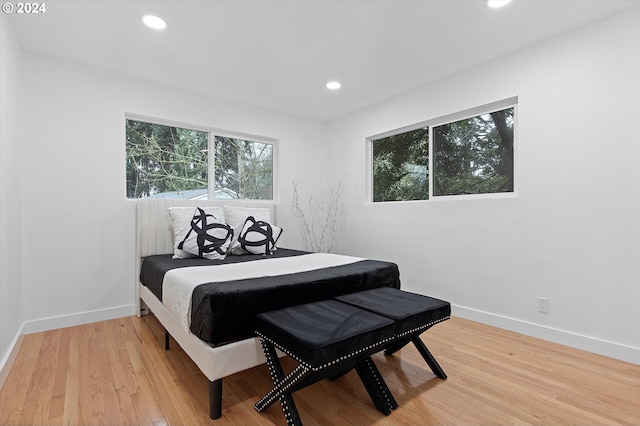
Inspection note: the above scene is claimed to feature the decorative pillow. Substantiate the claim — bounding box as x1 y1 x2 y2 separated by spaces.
237 216 283 255
224 206 272 255
168 206 226 259
177 208 233 260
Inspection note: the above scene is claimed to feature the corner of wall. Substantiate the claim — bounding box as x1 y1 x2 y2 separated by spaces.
0 12 25 385
0 323 25 391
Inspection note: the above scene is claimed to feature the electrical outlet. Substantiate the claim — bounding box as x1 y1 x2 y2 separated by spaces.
538 297 550 313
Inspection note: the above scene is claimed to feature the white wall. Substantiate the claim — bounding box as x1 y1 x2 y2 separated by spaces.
326 8 640 363
0 15 25 383
17 53 326 332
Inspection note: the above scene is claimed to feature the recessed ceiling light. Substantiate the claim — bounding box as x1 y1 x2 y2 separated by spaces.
142 14 167 30
326 81 341 90
487 0 512 8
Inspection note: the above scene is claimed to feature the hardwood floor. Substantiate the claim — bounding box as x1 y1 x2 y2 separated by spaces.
1 314 638 425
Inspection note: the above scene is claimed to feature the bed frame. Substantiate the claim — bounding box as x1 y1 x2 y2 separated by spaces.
135 197 278 419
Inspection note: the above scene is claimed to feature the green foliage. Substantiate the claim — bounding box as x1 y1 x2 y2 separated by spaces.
372 127 429 202
371 107 514 202
125 121 274 200
126 120 208 198
433 108 514 196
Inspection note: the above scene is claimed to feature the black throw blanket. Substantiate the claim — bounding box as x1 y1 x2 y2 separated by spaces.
140 249 400 345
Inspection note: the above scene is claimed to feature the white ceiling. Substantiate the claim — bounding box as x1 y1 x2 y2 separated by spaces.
8 0 639 122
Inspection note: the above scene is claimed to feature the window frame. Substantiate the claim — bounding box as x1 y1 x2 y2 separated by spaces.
367 97 518 203
125 113 278 202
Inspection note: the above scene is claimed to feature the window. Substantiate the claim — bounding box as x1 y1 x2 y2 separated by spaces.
126 120 208 199
433 107 514 196
213 136 273 200
370 100 516 202
372 127 429 202
126 118 275 200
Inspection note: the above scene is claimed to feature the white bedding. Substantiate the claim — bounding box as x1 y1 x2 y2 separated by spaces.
163 252 365 333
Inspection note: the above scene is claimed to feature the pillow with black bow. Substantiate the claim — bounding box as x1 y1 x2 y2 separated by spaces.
178 207 234 260
168 206 226 259
237 216 283 255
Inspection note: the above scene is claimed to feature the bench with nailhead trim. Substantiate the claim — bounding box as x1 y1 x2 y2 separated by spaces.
254 299 398 425
335 287 451 379
254 289 450 425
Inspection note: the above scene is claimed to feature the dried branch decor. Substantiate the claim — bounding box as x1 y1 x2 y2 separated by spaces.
291 181 343 253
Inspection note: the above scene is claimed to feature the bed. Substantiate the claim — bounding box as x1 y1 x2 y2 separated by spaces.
135 198 401 419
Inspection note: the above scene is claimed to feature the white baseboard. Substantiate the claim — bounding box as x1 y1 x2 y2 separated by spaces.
452 304 640 365
0 323 25 390
22 304 136 335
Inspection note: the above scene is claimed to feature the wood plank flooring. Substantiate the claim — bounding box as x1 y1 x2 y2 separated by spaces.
1 314 638 425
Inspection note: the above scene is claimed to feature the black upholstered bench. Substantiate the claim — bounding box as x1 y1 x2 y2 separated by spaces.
254 289 451 425
335 287 451 379
254 300 399 425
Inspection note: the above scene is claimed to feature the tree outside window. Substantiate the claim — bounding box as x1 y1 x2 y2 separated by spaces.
371 103 515 202
372 128 429 202
433 107 514 196
126 120 208 199
125 119 274 200
214 136 273 200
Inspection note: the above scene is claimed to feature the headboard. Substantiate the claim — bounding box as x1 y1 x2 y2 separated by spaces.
135 197 276 315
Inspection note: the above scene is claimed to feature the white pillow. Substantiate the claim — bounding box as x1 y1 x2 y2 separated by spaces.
224 206 272 254
237 216 283 255
177 208 233 260
168 206 226 259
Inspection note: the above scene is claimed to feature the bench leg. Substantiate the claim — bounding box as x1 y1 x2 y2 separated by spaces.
385 333 447 380
255 339 304 426
412 336 447 379
355 356 398 415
